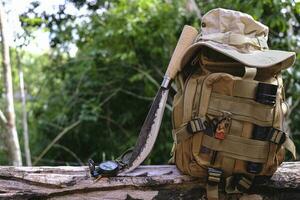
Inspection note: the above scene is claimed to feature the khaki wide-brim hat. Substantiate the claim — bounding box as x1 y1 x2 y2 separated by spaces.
181 8 296 71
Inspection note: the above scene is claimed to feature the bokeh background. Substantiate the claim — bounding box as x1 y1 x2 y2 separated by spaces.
0 0 299 166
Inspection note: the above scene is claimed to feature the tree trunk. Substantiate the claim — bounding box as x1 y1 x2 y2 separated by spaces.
16 50 32 166
185 0 201 19
0 163 299 199
0 1 22 166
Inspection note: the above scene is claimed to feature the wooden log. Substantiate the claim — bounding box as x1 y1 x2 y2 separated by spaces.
0 162 299 199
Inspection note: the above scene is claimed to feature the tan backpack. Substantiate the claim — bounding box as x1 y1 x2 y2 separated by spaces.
171 8 296 199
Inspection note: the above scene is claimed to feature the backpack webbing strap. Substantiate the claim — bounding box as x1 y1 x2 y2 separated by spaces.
222 120 245 175
283 136 297 159
205 129 297 161
202 134 268 163
174 125 269 162
174 123 294 163
221 157 235 176
207 167 223 200
251 127 296 160
206 184 219 200
209 93 274 125
173 124 189 143
174 118 296 155
243 67 257 80
232 79 258 99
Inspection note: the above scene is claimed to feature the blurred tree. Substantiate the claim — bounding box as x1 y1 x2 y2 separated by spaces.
16 49 32 166
0 1 22 166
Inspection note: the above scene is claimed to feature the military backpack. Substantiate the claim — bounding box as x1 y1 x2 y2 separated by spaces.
171 8 296 200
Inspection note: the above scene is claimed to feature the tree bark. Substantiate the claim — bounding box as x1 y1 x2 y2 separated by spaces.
16 50 32 166
0 163 299 199
0 1 22 166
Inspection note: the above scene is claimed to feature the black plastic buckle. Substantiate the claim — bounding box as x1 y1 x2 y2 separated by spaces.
253 126 286 145
267 128 286 145
248 126 286 174
207 167 223 185
256 82 278 106
232 174 252 192
187 118 207 134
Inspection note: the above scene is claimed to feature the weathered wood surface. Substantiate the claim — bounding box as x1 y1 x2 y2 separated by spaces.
0 162 299 199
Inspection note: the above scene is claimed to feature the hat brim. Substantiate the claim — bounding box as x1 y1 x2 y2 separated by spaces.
181 41 296 71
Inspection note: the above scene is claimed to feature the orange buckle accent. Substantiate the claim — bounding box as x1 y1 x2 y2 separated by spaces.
214 113 231 140
215 129 225 140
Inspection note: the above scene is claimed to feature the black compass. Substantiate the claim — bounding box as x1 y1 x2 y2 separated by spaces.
98 160 119 175
88 159 119 177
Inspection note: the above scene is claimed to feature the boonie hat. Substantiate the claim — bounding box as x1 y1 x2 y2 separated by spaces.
181 8 296 71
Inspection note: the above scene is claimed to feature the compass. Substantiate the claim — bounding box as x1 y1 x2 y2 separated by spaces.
98 160 119 176
88 159 119 177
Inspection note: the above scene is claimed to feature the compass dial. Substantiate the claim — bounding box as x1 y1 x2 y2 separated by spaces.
98 161 119 176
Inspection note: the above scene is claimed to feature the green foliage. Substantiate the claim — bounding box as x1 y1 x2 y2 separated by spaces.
10 0 300 165
17 0 195 165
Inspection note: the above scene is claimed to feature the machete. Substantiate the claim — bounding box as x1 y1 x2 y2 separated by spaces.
122 25 198 173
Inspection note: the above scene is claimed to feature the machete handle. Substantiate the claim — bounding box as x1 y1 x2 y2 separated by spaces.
165 25 198 79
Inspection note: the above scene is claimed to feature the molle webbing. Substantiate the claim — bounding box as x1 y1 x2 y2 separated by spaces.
208 93 274 126
183 74 274 125
174 121 296 159
201 134 268 163
182 74 252 122
232 80 257 99
172 68 296 200
175 125 268 163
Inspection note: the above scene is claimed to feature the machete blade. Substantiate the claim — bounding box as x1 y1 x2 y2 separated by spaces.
120 25 199 173
122 87 169 173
